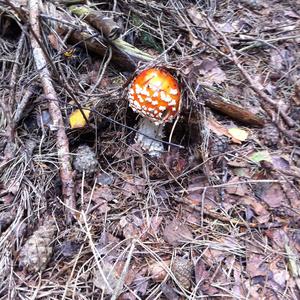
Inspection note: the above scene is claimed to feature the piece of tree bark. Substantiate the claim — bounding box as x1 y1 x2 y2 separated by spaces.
28 0 76 223
64 29 137 72
69 5 121 40
205 95 265 127
68 5 153 62
1 2 152 72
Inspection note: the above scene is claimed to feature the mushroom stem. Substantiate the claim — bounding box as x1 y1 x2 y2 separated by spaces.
135 118 165 157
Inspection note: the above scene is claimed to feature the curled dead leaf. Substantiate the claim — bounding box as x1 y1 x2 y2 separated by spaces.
163 219 193 246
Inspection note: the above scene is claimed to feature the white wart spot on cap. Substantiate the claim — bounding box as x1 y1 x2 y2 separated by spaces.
164 94 172 103
135 84 142 94
137 94 145 102
140 88 150 96
133 100 141 108
169 99 177 106
169 88 178 95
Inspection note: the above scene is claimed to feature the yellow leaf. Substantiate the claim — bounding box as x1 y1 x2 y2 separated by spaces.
69 109 90 129
228 127 248 142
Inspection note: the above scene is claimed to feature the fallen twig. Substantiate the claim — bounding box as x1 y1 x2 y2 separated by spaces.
28 0 75 223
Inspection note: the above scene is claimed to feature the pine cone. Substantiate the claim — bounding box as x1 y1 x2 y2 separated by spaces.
73 145 98 175
210 135 228 157
18 220 56 272
261 124 279 147
171 257 193 289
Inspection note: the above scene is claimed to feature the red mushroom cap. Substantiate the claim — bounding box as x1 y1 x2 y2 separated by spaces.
128 68 181 125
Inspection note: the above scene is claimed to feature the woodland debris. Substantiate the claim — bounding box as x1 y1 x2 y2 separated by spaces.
69 108 91 129
29 0 76 222
205 95 265 127
205 16 299 143
68 4 153 62
261 123 280 147
163 219 193 246
69 5 121 40
171 257 193 289
148 260 170 282
0 0 300 299
160 283 180 300
73 145 98 175
0 208 17 233
93 260 119 295
18 220 56 272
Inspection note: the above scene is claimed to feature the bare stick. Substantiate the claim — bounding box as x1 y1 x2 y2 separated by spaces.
28 0 75 223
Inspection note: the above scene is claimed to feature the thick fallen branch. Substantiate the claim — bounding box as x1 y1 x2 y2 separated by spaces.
1 2 151 72
69 5 121 40
28 0 75 223
205 95 265 127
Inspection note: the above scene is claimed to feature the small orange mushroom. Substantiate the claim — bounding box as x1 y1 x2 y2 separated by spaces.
128 68 181 156
128 68 181 125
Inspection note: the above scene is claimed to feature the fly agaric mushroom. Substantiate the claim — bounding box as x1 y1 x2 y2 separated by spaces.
128 68 181 156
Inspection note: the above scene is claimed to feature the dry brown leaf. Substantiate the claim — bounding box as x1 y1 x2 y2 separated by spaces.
90 186 115 203
163 219 193 246
122 176 146 197
148 260 170 282
96 231 120 257
260 183 285 208
207 118 229 137
149 215 163 236
246 252 268 278
160 283 179 300
207 118 243 143
228 127 249 142
47 33 59 51
202 247 226 266
115 262 137 286
186 6 206 27
93 260 119 295
198 59 227 86
269 258 290 287
242 196 270 224
119 215 143 239
225 176 248 196
195 259 210 287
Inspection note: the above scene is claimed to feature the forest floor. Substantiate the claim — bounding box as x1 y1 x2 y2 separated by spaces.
0 0 300 299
